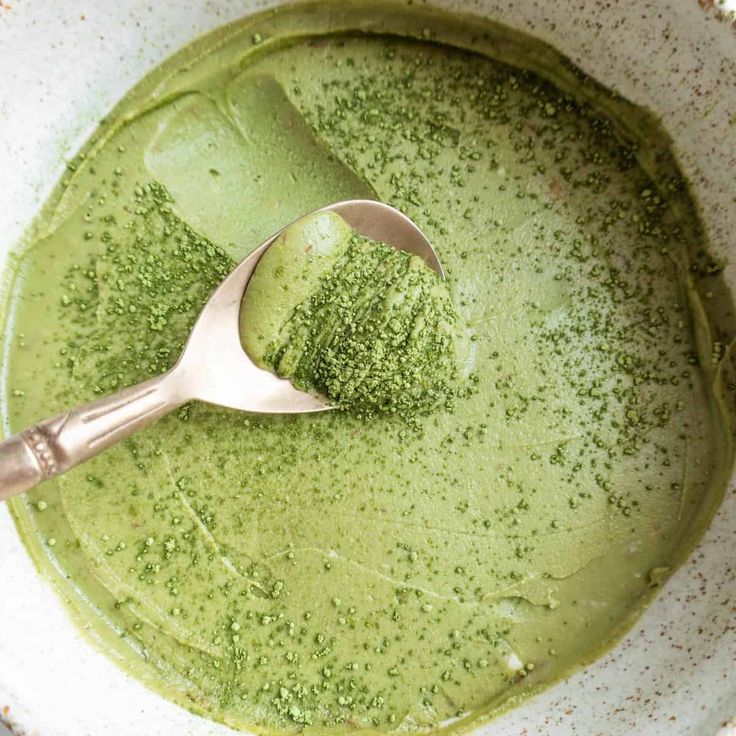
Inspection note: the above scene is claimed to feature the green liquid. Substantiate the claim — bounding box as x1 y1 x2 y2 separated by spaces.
3 3 733 734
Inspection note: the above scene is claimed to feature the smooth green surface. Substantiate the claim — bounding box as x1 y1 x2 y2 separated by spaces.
242 212 356 367
3 3 733 734
241 211 458 418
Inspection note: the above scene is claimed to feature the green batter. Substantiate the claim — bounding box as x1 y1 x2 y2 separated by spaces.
3 3 733 734
241 211 458 418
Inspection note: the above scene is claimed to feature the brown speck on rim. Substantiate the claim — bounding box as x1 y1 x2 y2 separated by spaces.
0 706 17 736
549 177 564 199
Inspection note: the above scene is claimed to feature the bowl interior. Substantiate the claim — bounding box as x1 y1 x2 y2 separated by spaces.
0 1 735 735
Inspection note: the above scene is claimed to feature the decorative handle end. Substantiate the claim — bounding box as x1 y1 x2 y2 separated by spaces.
0 434 46 501
0 373 181 501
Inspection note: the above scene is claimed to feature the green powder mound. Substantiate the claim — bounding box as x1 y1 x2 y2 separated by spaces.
241 211 458 418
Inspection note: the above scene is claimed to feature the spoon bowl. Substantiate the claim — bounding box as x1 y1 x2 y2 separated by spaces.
181 199 442 412
0 199 441 499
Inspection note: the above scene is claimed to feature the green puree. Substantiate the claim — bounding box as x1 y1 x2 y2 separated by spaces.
3 3 734 734
241 211 458 418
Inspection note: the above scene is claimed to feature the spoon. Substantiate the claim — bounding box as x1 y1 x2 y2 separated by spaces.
0 200 442 501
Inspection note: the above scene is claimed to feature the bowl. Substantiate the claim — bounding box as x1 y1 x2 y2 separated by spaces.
0 1 734 734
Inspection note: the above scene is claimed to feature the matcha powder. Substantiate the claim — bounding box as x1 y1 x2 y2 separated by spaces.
260 233 458 419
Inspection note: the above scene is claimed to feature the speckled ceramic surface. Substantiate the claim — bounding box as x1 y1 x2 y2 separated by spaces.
0 1 734 735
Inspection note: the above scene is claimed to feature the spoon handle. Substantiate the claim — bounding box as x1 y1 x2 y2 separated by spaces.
0 371 184 501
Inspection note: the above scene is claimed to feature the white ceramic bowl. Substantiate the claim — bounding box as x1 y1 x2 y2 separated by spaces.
1 2 735 735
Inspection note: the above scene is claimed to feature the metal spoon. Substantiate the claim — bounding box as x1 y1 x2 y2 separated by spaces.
0 200 442 500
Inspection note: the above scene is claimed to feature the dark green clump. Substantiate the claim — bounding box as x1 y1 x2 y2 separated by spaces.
266 236 458 419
